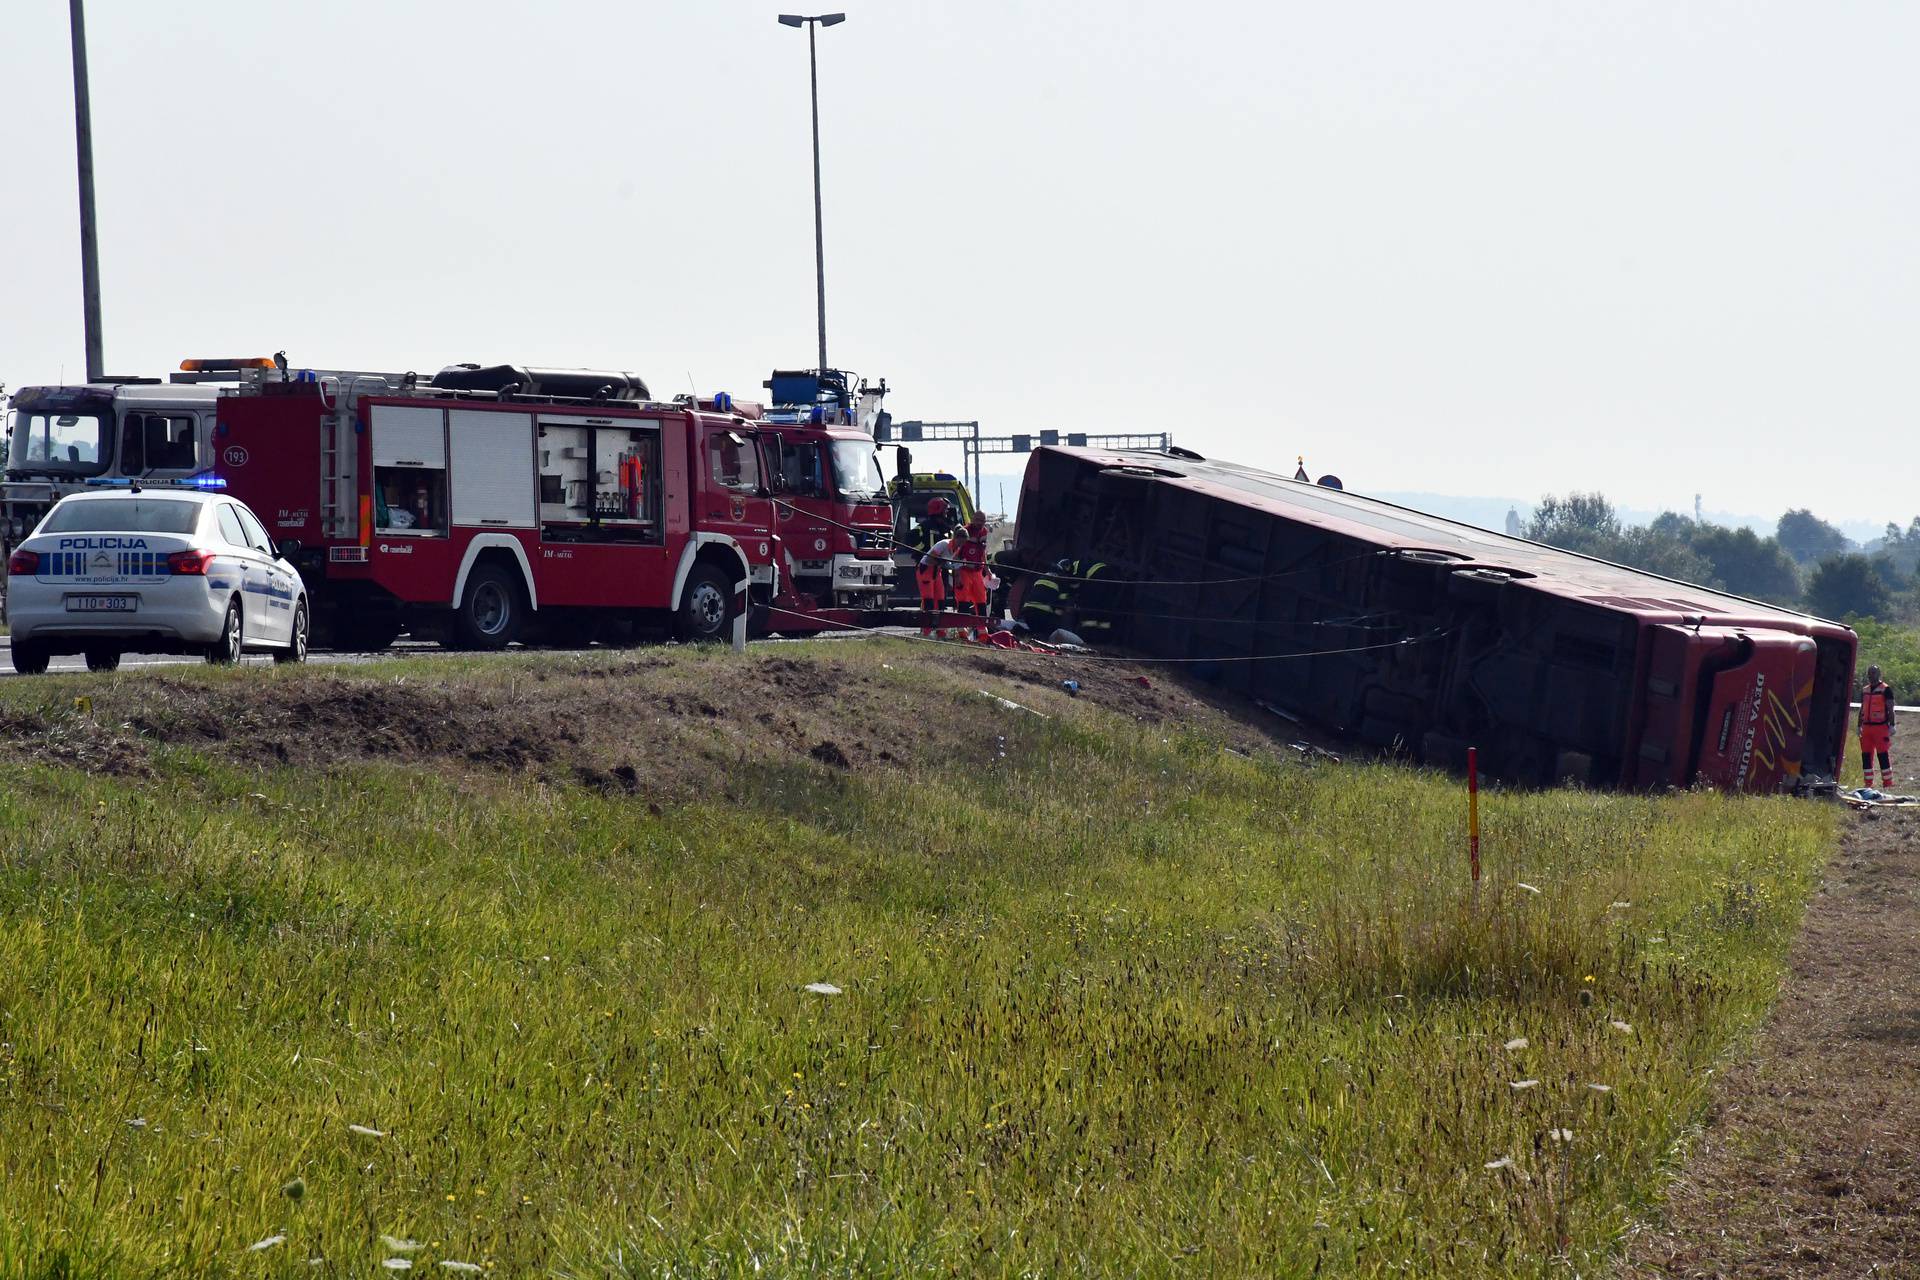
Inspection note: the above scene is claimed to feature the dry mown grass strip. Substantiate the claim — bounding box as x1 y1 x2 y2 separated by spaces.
1625 808 1920 1278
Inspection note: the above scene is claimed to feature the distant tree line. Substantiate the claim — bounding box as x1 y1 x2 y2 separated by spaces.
1522 493 1920 623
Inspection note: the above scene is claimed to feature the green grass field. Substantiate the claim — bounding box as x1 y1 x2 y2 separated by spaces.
0 646 1837 1277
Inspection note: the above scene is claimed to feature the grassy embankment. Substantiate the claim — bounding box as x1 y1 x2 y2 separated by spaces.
0 645 1836 1277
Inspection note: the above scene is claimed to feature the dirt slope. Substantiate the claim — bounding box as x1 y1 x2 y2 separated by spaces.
0 641 1325 795
1626 808 1920 1277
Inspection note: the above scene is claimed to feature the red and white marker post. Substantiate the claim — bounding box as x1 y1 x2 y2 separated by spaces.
1467 746 1482 901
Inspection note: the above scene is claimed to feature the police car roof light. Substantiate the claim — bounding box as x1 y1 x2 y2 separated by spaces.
83 475 225 490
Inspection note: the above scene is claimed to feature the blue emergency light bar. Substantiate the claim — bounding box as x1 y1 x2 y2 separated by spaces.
84 475 227 490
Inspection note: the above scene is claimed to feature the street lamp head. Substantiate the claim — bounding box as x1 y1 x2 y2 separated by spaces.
820 12 847 24
777 14 805 26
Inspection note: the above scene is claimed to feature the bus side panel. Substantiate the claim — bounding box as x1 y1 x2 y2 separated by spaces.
1013 450 1645 789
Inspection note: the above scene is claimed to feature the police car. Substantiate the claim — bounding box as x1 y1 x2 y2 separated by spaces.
5 487 308 674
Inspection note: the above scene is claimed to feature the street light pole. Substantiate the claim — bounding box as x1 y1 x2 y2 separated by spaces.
806 18 826 374
69 0 104 383
778 13 845 374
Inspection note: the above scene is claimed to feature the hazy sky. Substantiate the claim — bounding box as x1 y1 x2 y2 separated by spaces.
5 1 1915 527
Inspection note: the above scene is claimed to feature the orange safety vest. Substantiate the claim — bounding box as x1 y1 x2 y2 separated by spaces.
1863 682 1894 727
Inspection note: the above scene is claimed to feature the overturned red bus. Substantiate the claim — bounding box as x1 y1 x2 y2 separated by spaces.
1006 447 1855 794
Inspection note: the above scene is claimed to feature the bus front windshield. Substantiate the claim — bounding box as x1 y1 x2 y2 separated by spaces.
829 441 888 502
6 410 110 476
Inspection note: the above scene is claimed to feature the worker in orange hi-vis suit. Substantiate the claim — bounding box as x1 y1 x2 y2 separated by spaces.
952 517 991 640
1859 664 1897 789
916 531 954 637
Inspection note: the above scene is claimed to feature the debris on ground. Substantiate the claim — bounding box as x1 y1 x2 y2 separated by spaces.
1842 788 1920 808
977 690 1048 719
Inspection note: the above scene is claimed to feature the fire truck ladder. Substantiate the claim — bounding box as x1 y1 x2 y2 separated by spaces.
174 361 415 541
305 372 409 540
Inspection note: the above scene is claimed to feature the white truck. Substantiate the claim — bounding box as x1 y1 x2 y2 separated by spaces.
4 377 228 549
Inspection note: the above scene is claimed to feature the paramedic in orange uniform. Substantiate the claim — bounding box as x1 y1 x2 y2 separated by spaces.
1860 664 1897 789
916 532 951 636
952 517 990 639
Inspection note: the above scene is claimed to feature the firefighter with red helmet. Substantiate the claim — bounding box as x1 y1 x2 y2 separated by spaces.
1860 664 1897 789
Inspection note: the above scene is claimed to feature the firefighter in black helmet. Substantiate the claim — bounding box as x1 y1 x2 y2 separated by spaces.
907 496 954 557
1019 559 1073 636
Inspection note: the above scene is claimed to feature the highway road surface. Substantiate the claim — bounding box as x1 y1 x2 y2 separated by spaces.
0 628 892 677
0 636 461 676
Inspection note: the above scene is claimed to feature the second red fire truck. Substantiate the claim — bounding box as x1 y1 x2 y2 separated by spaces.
756 368 895 615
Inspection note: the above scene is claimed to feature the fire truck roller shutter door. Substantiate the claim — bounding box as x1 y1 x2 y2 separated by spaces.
450 535 539 611
370 406 448 469
448 410 536 530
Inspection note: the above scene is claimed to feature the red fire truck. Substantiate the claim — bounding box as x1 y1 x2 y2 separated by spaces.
207 360 787 649
756 369 895 615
